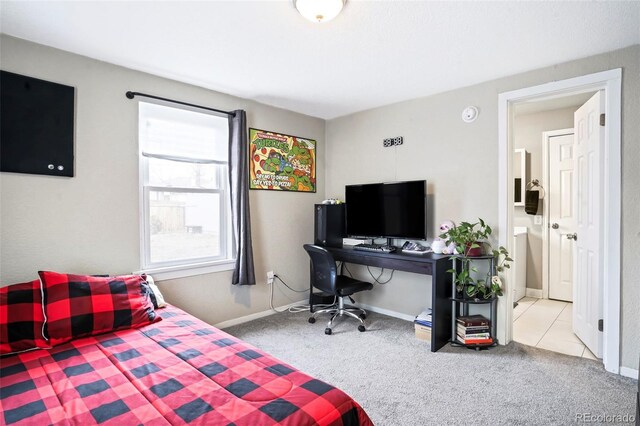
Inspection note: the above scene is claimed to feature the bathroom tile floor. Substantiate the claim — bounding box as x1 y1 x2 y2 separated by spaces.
513 297 598 360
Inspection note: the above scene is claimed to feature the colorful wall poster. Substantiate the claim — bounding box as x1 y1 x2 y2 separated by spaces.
249 128 316 192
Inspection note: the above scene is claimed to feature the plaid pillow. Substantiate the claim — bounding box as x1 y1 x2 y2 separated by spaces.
92 274 167 309
0 279 50 355
39 271 161 346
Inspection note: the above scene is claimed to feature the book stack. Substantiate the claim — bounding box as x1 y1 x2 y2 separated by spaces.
414 309 432 341
456 315 493 345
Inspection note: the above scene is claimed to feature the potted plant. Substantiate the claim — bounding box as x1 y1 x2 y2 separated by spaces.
440 219 492 257
472 246 512 299
441 219 512 300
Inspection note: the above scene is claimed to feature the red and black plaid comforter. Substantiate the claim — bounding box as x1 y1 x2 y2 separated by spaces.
0 305 372 425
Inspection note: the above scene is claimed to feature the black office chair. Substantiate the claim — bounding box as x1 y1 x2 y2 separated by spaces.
303 244 373 334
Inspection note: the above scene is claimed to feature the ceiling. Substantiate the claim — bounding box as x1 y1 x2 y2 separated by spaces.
1 1 639 120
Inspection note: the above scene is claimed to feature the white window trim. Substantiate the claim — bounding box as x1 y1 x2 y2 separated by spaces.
135 259 235 282
137 100 234 280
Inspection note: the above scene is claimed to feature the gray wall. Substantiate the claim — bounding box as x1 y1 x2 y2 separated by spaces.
513 107 576 291
325 45 639 371
0 35 324 325
1 34 637 371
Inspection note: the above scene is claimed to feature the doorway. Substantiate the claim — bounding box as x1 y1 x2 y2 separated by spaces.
510 95 598 359
497 69 622 374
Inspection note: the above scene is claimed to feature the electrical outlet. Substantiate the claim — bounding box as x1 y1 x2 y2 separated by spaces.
534 215 543 225
267 271 275 285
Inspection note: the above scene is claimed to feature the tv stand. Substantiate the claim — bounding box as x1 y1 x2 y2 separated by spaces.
322 245 452 352
385 238 395 249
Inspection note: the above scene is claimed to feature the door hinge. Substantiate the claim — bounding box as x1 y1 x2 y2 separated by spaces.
599 113 605 126
598 319 603 332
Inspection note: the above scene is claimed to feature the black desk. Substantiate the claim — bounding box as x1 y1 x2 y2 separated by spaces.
323 245 452 352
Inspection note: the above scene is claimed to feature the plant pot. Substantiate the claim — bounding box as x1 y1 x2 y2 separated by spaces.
456 286 478 300
464 242 485 257
456 289 494 301
463 292 480 301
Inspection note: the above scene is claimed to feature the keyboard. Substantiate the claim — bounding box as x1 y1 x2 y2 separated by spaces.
353 243 397 253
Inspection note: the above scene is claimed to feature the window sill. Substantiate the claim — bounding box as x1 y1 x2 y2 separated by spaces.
137 260 235 282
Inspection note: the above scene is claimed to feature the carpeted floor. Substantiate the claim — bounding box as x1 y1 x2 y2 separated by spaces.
225 310 638 425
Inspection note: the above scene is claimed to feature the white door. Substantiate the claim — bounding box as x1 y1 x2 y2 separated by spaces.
548 133 575 302
573 91 604 358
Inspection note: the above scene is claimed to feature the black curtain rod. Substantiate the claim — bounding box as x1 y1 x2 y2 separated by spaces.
125 91 235 117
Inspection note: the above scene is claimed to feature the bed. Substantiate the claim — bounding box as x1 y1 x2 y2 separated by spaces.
0 274 372 425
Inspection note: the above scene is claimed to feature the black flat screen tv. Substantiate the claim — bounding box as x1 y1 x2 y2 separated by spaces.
1 70 75 177
345 180 426 240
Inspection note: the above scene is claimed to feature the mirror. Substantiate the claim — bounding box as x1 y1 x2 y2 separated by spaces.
514 149 528 206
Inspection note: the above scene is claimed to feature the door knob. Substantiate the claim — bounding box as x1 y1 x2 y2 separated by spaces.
564 233 578 241
551 223 559 229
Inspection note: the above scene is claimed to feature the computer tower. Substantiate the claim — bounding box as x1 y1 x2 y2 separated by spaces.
314 204 345 247
309 291 336 312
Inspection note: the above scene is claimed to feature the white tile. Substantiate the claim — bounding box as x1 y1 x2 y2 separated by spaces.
513 304 530 321
582 347 599 360
537 334 586 357
513 297 537 320
512 298 603 362
513 322 546 346
543 320 582 344
514 322 555 340
514 310 556 330
525 302 566 319
557 303 573 322
535 299 568 309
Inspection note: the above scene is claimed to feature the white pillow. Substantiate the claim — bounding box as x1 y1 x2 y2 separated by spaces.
144 275 167 308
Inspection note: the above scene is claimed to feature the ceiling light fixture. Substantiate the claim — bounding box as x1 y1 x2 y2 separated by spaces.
294 0 345 23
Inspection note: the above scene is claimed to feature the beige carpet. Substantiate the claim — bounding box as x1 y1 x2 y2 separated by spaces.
226 310 638 425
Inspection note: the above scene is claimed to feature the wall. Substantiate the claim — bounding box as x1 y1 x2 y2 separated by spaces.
325 45 640 371
512 107 576 291
1 35 638 372
0 35 325 325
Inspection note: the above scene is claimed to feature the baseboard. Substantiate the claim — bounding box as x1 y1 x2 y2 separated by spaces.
620 366 639 380
525 288 543 298
214 300 415 329
357 303 415 322
214 300 305 329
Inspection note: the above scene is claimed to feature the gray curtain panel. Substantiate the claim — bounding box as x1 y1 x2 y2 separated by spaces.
228 110 256 285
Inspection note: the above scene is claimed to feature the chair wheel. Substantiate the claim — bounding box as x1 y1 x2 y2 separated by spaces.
358 325 366 332
308 317 316 324
325 328 332 335
359 313 366 320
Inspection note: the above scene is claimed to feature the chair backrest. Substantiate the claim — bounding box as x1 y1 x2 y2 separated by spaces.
303 244 338 295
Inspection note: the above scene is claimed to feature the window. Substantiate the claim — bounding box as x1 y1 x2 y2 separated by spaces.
139 102 233 276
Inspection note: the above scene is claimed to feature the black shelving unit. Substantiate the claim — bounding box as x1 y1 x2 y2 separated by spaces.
450 255 498 350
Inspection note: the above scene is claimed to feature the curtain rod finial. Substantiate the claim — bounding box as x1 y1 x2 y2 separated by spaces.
125 91 135 99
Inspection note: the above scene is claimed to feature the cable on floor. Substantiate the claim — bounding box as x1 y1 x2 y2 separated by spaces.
274 275 308 293
367 266 395 284
343 263 353 277
268 274 336 313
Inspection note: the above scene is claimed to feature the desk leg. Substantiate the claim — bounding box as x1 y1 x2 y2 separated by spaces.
308 260 315 313
431 260 452 352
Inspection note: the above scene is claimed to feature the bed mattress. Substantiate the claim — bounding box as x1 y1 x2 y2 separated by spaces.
0 305 372 425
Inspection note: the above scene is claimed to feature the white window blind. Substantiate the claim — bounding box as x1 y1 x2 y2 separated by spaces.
139 102 232 271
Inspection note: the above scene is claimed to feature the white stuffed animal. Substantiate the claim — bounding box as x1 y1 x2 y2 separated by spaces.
433 220 457 254
430 239 447 254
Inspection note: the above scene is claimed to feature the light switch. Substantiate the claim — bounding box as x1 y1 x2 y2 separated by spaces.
534 215 543 225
